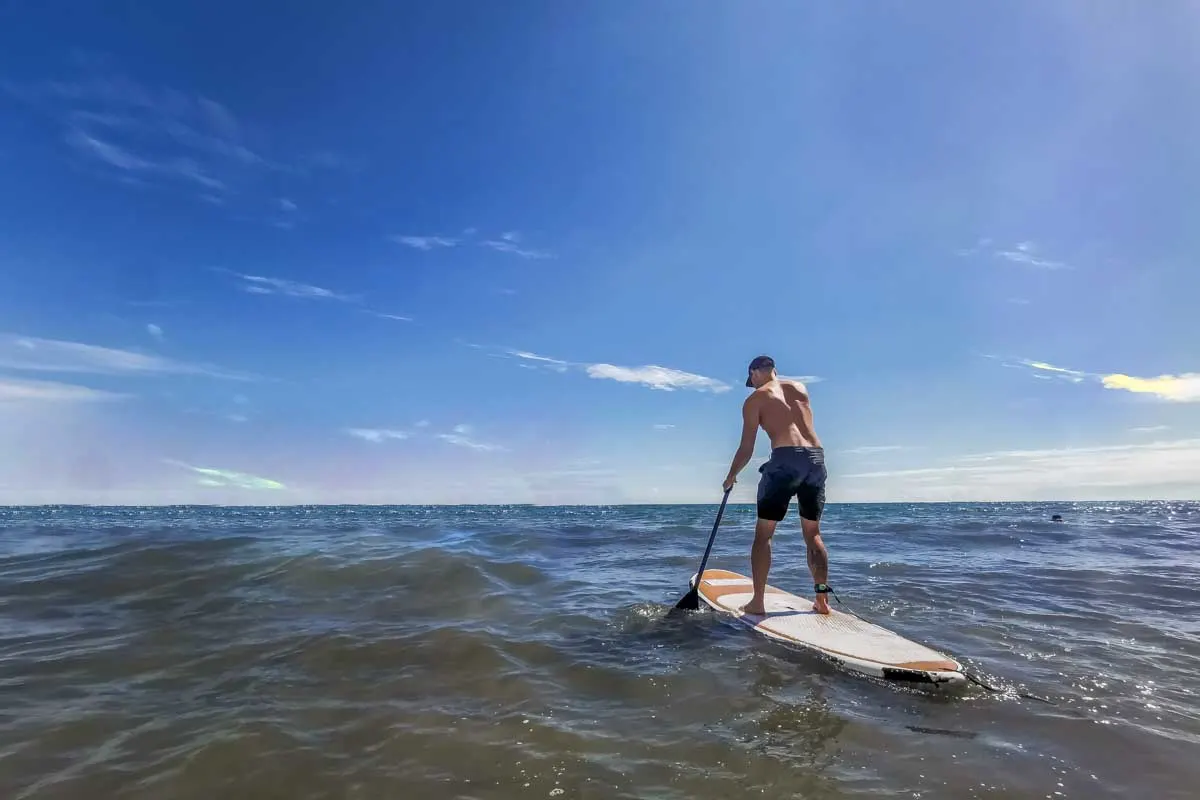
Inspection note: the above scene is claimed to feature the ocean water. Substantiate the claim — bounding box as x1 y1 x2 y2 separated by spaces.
0 502 1197 799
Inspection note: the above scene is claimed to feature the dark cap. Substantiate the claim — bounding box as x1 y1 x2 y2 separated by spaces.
745 355 775 387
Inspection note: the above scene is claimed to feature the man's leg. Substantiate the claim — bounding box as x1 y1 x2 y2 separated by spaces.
801 517 831 614
744 460 789 616
740 518 778 615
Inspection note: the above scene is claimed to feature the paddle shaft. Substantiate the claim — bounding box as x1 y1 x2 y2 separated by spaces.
693 487 732 584
671 488 732 611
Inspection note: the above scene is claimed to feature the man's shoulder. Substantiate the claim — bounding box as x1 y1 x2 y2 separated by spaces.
781 378 810 396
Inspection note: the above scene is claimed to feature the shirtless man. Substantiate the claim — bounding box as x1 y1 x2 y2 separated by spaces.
722 355 831 615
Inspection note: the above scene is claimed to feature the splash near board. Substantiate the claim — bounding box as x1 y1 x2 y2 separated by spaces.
692 568 967 686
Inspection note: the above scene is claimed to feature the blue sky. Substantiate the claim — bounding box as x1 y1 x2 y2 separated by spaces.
1 1 1197 504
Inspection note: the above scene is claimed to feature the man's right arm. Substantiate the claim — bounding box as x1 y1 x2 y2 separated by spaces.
723 396 759 490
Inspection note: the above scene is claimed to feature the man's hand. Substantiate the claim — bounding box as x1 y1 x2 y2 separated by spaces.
722 474 736 493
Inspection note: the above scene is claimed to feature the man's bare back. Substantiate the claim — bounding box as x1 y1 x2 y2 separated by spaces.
723 356 831 616
748 379 822 451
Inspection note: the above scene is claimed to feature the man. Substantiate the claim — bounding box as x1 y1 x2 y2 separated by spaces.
722 355 831 615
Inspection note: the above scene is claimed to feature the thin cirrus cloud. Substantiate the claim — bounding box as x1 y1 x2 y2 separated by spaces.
1006 357 1200 402
164 459 286 490
346 428 410 443
391 229 552 259
437 424 503 452
958 239 1071 270
391 235 458 250
500 348 731 393
217 270 412 321
346 422 501 451
0 333 253 381
839 439 1200 501
147 324 164 341
0 376 127 402
228 272 359 302
3 71 351 211
66 127 227 191
481 231 552 260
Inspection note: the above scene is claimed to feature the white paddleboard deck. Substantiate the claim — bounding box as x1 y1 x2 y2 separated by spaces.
693 568 966 686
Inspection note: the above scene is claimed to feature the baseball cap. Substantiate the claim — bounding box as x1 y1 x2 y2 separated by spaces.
745 355 775 387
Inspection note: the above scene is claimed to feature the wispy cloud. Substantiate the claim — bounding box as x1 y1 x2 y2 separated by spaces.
1020 360 1089 383
66 128 151 170
494 347 730 393
1001 357 1200 402
391 235 458 251
586 363 730 393
0 333 253 380
959 239 1071 270
507 349 571 373
995 241 1069 270
481 231 552 260
390 229 553 259
653 424 676 430
839 438 1200 500
436 424 504 452
227 272 358 303
368 311 414 323
5 71 348 209
279 198 297 212
0 376 127 402
146 324 164 342
346 428 410 443
166 460 285 490
1130 425 1169 434
65 128 226 191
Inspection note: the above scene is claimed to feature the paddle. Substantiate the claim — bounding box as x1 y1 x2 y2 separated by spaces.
670 487 733 612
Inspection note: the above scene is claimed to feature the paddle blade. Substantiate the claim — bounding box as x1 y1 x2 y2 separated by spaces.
672 587 700 612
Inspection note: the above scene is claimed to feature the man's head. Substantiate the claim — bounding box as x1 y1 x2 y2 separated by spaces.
745 355 776 388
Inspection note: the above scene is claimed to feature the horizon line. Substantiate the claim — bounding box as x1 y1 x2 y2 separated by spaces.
1 498 1194 509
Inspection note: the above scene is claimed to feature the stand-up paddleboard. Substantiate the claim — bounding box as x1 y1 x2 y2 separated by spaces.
692 568 967 686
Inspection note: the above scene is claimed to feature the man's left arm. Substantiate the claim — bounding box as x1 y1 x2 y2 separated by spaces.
723 398 758 491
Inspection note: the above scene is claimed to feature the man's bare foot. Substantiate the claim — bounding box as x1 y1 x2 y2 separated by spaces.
739 601 767 616
813 595 831 615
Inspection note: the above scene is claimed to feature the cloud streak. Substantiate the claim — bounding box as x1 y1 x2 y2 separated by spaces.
839 438 1200 500
437 424 503 452
995 242 1069 270
0 376 127 402
390 229 554 259
497 347 730 393
482 239 552 260
0 333 253 381
585 363 730 393
227 272 358 303
6 71 350 210
1003 357 1200 402
392 235 457 250
166 460 285 490
959 239 1071 270
346 428 409 443
66 129 226 191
